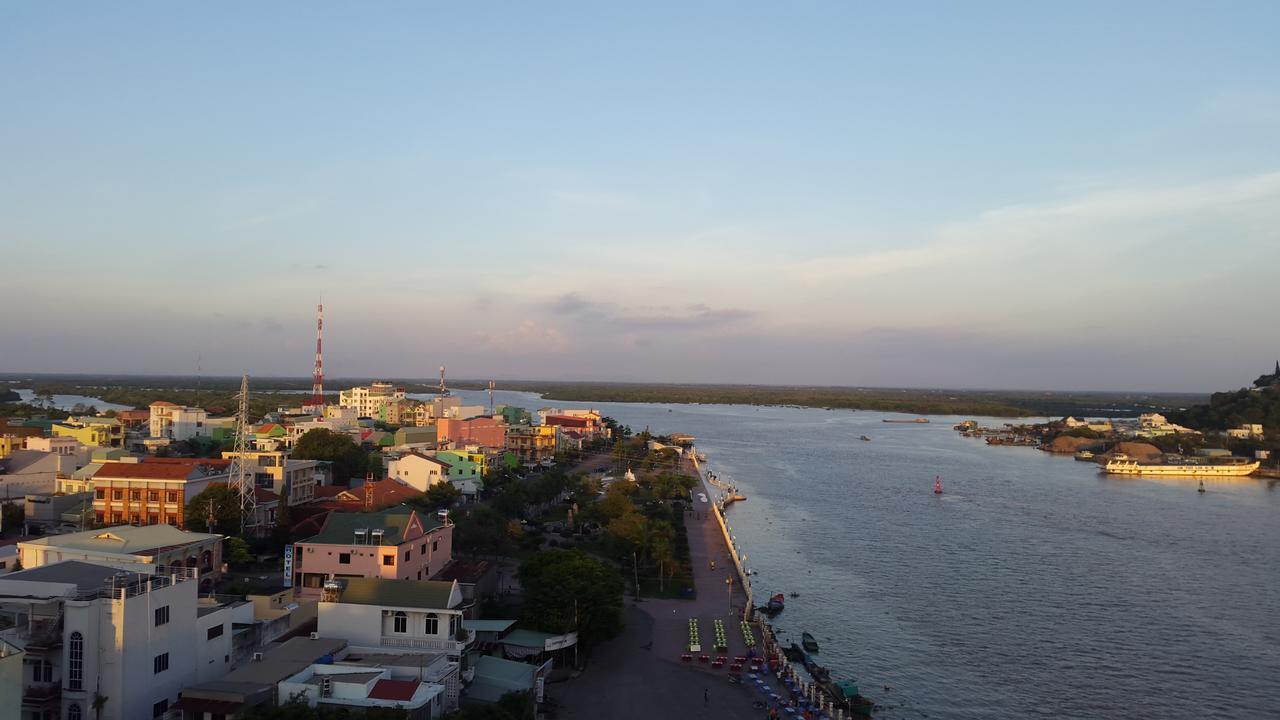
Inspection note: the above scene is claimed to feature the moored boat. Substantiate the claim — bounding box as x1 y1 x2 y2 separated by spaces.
883 417 930 424
1103 458 1259 477
766 593 786 614
860 435 871 441
802 631 820 652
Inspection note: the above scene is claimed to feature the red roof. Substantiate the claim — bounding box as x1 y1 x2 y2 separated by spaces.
333 478 423 509
94 461 228 480
254 488 280 503
369 679 419 702
545 415 589 428
146 457 231 467
313 485 345 499
117 410 150 420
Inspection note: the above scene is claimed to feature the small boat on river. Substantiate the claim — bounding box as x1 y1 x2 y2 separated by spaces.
766 593 786 613
802 631 820 652
860 435 871 441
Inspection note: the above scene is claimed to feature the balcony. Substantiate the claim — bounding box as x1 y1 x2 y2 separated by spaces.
379 629 474 653
23 682 61 704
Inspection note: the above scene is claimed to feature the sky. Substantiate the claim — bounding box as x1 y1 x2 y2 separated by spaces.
2 2 1278 392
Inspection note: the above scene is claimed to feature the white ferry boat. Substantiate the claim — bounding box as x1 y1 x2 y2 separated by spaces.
1103 458 1259 477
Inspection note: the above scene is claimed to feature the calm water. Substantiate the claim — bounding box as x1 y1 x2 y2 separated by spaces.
475 391 1279 720
44 387 1280 717
14 388 133 412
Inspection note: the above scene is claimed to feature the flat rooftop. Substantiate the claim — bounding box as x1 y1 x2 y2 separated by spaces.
0 560 145 593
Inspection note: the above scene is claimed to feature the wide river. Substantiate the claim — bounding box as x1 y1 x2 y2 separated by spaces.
469 389 1279 720
32 386 1279 717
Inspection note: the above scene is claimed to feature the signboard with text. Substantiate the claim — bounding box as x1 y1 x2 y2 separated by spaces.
282 545 294 587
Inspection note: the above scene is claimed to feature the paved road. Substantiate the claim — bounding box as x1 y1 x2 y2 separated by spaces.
555 471 770 719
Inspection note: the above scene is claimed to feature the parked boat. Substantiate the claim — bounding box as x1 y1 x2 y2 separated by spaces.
802 632 820 652
1103 457 1259 477
1074 449 1095 461
766 593 786 614
883 417 930 424
859 435 871 441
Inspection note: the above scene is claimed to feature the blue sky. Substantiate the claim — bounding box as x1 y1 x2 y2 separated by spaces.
2 2 1278 391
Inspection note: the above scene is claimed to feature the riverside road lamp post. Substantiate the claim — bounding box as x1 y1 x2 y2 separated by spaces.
726 576 733 612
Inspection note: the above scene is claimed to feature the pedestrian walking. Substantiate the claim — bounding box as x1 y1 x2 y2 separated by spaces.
704 688 709 705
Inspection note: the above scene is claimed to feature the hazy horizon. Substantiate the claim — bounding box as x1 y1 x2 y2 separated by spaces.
3 3 1278 392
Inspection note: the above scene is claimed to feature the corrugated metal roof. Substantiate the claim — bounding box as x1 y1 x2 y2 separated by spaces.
334 577 458 610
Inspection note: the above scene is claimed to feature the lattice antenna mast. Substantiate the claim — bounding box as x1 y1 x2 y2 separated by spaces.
488 380 496 414
438 365 449 396
231 374 256 535
307 302 325 412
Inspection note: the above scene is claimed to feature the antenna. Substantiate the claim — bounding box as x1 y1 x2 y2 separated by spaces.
487 380 496 415
230 375 256 535
306 302 325 413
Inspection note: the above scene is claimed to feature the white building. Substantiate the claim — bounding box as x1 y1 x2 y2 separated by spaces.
18 525 224 585
339 382 406 419
1227 423 1264 440
386 452 452 492
317 577 469 710
277 661 447 718
148 402 210 442
0 561 243 720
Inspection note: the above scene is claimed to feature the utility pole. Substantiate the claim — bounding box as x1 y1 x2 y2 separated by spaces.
229 375 256 536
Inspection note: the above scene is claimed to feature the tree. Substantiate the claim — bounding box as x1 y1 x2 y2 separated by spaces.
366 453 385 480
225 536 255 567
518 548 623 651
424 481 461 509
186 484 244 536
34 387 55 409
293 428 368 484
453 505 515 556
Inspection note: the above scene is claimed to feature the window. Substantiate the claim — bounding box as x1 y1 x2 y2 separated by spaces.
130 490 141 501
153 652 169 674
68 632 84 689
382 555 394 566
35 658 53 682
95 512 105 524
424 613 439 635
154 606 169 626
166 491 178 503
420 543 426 554
112 490 123 500
152 699 169 718
95 489 105 499
148 491 159 502
68 705 82 720
393 611 407 633
147 514 158 525
404 549 411 561
338 553 351 565
432 540 438 552
207 623 224 640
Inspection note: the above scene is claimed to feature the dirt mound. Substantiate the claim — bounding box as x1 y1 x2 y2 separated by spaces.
1045 435 1097 453
1103 442 1164 462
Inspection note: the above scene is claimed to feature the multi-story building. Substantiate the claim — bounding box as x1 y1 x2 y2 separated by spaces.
435 449 486 482
292 506 453 598
1227 423 1265 440
148 402 210 442
385 452 451 492
505 425 558 465
0 560 244 720
0 434 21 460
24 436 81 456
220 450 327 506
436 416 506 448
88 458 230 528
18 524 224 585
52 417 124 448
338 382 406 419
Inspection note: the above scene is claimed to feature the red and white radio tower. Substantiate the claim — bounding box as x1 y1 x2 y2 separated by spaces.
306 302 325 412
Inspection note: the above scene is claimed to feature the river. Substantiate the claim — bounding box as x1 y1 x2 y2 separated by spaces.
29 386 1279 717
463 389 1278 720
13 388 133 412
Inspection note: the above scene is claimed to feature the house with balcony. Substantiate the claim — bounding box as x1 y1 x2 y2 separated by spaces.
148 402 211 442
386 452 451 492
505 425 557 465
53 417 125 449
291 506 454 598
0 560 243 720
220 450 328 506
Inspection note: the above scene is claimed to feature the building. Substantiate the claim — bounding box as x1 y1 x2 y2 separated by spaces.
89 458 230 528
292 506 454 597
148 402 211 442
220 450 328 506
435 449 486 481
393 425 439 448
115 409 151 432
24 435 81 456
0 435 21 460
542 412 608 440
277 660 447 718
436 416 506 449
0 560 243 720
23 491 94 532
339 382 406 419
0 639 21 720
18 524 223 584
53 417 124 449
386 452 452 492
505 425 557 465
1227 423 1264 440
0 450 86 497
317 479 425 512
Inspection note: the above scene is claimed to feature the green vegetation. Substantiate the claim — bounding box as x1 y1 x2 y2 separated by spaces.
0 388 19 402
518 548 624 651
225 536 255 567
242 695 407 719
293 428 367 484
1170 385 1280 434
186 484 245 535
443 691 534 720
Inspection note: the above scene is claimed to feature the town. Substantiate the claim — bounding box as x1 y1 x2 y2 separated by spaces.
0 352 706 720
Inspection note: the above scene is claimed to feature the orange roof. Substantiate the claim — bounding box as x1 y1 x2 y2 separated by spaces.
369 679 419 702
254 488 280 503
334 478 423 508
149 401 179 407
314 485 345 499
94 461 227 480
118 410 150 420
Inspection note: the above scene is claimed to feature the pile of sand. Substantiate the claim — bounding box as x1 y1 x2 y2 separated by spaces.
1044 435 1097 454
1101 441 1164 463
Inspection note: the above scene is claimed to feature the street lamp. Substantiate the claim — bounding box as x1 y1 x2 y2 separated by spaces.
725 576 733 611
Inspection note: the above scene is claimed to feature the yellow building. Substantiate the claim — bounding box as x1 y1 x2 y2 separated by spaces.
0 434 21 458
505 425 558 464
52 417 124 448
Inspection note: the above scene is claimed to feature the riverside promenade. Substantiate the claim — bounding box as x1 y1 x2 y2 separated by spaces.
554 457 762 718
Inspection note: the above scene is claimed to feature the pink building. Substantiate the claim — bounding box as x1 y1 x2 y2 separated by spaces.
436 416 506 448
292 505 454 599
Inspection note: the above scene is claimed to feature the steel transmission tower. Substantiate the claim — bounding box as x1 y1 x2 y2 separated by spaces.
230 375 256 535
305 302 325 412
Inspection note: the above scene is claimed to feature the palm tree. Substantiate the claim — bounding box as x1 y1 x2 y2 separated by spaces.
91 692 108 720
